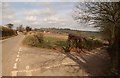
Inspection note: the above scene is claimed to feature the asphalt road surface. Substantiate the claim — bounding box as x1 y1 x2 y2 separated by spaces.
2 34 110 76
2 34 24 76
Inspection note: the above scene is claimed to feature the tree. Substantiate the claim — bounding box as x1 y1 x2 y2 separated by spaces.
6 23 14 29
73 2 120 75
17 25 24 32
25 26 32 32
74 2 120 46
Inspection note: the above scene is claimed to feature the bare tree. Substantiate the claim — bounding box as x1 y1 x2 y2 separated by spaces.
73 2 120 75
25 26 32 32
73 2 120 45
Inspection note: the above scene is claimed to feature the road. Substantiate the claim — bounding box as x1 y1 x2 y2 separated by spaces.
2 34 87 76
2 34 24 76
2 34 110 76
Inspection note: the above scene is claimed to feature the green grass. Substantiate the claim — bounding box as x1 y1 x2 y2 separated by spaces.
37 36 67 49
22 31 67 50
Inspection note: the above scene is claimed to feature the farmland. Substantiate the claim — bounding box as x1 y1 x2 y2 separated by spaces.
22 28 103 54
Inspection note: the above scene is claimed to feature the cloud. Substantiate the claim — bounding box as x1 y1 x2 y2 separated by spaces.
2 2 77 28
2 3 14 14
0 3 2 24
1 2 98 31
2 3 16 24
12 20 21 23
1 0 80 2
32 21 39 25
23 8 56 16
0 2 2 9
7 15 14 19
25 16 37 21
43 15 67 24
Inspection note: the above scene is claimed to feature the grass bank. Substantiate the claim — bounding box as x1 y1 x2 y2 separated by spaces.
37 36 67 50
22 32 67 50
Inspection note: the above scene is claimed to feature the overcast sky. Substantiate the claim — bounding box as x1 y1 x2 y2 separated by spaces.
1 2 98 31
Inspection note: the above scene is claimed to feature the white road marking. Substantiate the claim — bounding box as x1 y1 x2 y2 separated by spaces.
26 65 30 70
17 54 20 57
13 63 17 69
11 47 22 76
44 62 73 69
11 46 87 76
19 48 22 52
11 62 89 76
26 71 32 76
26 65 32 76
19 62 77 72
11 71 17 76
18 51 20 54
11 62 76 76
15 58 19 62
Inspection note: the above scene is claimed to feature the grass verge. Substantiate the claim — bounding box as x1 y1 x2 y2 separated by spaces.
37 36 67 50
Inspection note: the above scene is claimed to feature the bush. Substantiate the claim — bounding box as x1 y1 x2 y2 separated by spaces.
22 32 44 46
0 26 17 38
62 42 71 53
83 38 103 50
22 34 39 46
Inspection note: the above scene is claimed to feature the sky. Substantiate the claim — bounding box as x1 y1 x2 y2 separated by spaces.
1 2 99 31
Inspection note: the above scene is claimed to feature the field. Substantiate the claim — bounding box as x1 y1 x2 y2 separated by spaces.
22 28 103 53
35 28 101 40
40 33 67 50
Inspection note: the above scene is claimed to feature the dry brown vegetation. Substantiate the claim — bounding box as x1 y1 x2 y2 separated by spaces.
44 33 68 40
22 31 103 54
0 26 17 39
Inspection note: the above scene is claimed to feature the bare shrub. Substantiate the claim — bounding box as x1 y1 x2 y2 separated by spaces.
66 34 103 53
